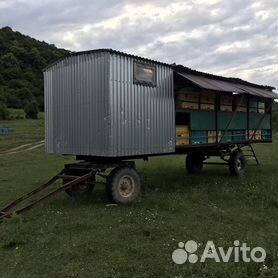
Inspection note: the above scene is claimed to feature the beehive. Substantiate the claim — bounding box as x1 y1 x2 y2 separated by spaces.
176 125 189 145
200 103 215 111
220 105 233 112
176 101 199 110
208 131 221 143
249 130 261 140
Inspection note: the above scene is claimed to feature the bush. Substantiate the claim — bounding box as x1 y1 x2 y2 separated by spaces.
0 103 9 120
24 101 39 119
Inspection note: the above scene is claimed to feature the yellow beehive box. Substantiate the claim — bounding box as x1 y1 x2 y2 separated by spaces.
208 131 221 143
220 105 233 112
200 103 215 111
208 131 216 136
237 106 247 112
208 137 216 143
255 130 261 140
176 137 189 146
220 95 233 105
176 92 199 102
200 92 216 104
176 101 199 110
176 125 189 138
249 130 261 140
208 131 218 138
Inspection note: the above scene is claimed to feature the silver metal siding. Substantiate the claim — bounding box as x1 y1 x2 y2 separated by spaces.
109 53 175 156
44 52 110 156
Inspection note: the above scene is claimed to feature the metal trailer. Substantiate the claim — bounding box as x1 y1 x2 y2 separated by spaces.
1 49 277 219
44 49 174 157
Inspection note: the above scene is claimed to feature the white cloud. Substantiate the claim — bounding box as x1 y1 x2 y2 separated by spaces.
216 41 251 53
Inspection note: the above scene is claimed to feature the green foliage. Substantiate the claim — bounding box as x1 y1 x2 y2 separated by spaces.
0 26 69 111
0 89 9 119
0 102 9 120
24 100 39 119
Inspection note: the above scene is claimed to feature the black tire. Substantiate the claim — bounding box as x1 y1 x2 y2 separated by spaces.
63 168 95 197
106 166 141 204
229 151 246 176
186 152 204 174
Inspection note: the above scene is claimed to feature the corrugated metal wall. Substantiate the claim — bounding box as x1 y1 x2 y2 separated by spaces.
108 53 175 156
44 52 111 156
44 50 175 157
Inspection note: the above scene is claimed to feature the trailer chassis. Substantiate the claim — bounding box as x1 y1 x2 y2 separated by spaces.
0 160 134 222
0 141 260 221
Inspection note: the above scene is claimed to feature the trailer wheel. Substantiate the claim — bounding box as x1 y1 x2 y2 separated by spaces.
186 152 204 174
106 166 141 204
63 169 95 197
229 151 246 176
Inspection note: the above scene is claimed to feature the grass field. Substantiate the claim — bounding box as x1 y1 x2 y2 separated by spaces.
0 116 277 278
0 110 44 152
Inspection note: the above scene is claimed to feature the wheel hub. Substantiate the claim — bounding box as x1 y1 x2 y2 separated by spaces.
118 175 135 198
236 159 242 170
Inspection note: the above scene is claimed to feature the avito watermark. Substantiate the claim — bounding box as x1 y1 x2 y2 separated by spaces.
172 240 266 264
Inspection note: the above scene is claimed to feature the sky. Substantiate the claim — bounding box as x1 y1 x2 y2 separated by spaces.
0 0 277 89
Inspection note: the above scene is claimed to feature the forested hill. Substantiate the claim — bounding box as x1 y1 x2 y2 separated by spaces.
0 26 70 110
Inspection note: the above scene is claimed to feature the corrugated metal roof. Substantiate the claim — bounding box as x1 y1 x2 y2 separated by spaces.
176 71 278 99
44 48 171 71
44 48 276 98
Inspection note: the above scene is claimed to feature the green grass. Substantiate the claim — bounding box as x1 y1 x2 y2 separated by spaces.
0 110 44 152
0 116 277 278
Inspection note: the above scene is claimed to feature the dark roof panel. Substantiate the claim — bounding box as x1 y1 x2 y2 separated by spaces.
176 71 277 99
174 64 275 91
176 72 245 93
